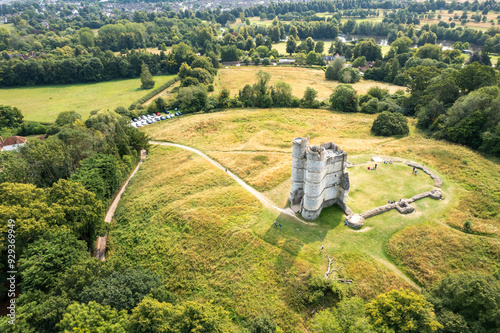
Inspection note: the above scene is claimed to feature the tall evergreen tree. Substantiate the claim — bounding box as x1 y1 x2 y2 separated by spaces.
140 61 155 89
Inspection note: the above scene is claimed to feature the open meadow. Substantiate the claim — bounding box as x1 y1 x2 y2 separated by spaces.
0 75 175 122
117 107 500 329
216 66 403 100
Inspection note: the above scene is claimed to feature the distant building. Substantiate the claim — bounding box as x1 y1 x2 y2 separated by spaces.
0 136 27 152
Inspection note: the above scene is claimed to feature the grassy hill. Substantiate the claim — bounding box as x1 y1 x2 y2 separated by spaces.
0 75 175 123
110 145 414 331
110 107 500 329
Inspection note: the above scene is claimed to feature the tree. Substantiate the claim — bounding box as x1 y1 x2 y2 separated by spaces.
80 268 162 311
0 105 23 128
352 56 367 68
221 45 240 62
417 44 443 61
339 67 361 83
58 301 129 333
306 51 318 65
47 179 105 248
286 36 296 55
353 39 382 61
55 111 81 127
305 37 315 52
454 62 498 94
325 57 346 80
315 41 325 54
295 53 306 65
262 57 271 66
366 289 441 332
69 153 122 201
311 297 375 333
176 86 208 113
425 272 500 333
371 111 409 136
330 84 359 112
272 81 293 107
390 36 413 54
129 297 232 333
140 61 155 89
367 86 389 100
19 229 89 292
301 87 318 108
78 28 95 48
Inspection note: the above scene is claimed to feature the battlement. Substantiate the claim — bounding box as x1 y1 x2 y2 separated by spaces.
289 137 350 220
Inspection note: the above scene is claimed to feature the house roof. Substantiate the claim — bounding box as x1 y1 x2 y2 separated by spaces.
0 136 27 147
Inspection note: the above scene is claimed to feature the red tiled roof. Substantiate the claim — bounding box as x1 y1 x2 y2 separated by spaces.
0 136 27 147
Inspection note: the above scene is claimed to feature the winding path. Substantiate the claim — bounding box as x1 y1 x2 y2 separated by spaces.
150 141 313 225
95 150 146 261
151 141 421 290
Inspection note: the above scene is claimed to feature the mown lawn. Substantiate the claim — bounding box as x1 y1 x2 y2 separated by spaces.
216 66 403 100
0 75 175 122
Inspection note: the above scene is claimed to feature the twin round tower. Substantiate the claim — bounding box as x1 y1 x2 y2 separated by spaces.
289 137 350 220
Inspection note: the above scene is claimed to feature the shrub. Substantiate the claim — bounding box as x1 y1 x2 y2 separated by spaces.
329 84 359 112
207 84 215 92
248 315 276 333
367 86 390 100
262 57 271 66
371 111 409 136
361 98 379 114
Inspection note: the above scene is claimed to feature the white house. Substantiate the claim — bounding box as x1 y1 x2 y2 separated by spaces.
0 136 27 152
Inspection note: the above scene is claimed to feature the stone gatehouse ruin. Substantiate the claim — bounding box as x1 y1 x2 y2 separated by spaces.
289 137 350 220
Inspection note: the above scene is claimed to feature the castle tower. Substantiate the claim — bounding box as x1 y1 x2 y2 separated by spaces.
289 137 308 205
289 138 350 220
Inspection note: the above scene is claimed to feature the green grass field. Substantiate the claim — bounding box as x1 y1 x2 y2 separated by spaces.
347 160 435 213
0 75 175 123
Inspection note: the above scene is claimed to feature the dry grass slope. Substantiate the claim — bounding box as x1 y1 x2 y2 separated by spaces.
110 145 415 330
217 67 403 100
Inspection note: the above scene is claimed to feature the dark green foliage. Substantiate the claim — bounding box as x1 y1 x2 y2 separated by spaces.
351 56 367 68
367 86 389 100
55 111 81 127
176 85 208 113
18 121 47 136
140 61 155 89
248 315 277 333
262 57 271 65
330 84 359 112
353 39 382 61
454 62 498 94
180 76 200 87
19 229 89 292
301 87 318 108
114 106 131 117
271 81 293 107
0 105 23 128
325 57 346 80
361 98 379 114
371 111 409 136
425 272 500 332
221 45 240 62
80 268 162 311
70 153 123 201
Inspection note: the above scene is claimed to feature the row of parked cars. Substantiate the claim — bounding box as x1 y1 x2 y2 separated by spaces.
129 110 183 128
